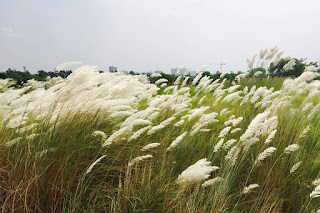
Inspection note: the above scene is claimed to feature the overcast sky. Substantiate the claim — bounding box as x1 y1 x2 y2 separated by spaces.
0 0 319 73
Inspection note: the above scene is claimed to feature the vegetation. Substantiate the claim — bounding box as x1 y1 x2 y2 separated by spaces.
0 48 320 212
0 68 72 87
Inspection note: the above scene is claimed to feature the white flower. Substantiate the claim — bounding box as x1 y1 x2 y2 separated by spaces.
264 130 277 144
160 83 167 88
231 128 241 134
167 131 188 151
92 130 107 140
155 78 168 85
103 127 130 147
85 155 107 174
283 144 300 154
147 125 166 135
177 158 218 185
128 154 153 167
255 147 276 164
254 71 263 77
54 61 82 71
290 161 302 174
218 126 232 138
242 184 259 194
283 59 296 71
141 143 160 151
150 73 162 78
223 139 237 150
213 138 224 153
202 177 223 187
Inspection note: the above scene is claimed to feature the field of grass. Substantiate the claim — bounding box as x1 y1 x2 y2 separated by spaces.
0 64 320 212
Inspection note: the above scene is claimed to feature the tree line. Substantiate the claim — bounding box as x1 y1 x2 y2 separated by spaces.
0 69 72 87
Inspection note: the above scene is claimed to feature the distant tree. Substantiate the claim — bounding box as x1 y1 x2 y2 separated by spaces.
268 58 317 77
0 69 72 87
248 67 266 77
202 71 211 77
37 70 48 78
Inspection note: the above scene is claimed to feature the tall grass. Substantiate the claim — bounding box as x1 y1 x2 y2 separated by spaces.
0 51 320 212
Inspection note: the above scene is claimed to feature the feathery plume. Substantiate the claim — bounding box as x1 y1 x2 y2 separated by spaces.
85 155 107 174
213 138 224 153
290 161 302 173
283 144 300 154
128 154 153 167
167 131 188 150
202 177 223 187
231 128 241 134
141 143 160 151
255 147 276 164
92 130 107 140
177 158 218 185
242 184 259 194
218 126 232 138
150 73 162 78
54 61 82 71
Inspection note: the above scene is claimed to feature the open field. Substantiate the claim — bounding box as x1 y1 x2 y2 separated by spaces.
0 64 320 212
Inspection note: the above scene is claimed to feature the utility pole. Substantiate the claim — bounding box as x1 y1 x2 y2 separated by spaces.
209 62 227 73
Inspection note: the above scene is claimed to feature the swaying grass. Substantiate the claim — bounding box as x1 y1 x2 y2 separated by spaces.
0 49 320 212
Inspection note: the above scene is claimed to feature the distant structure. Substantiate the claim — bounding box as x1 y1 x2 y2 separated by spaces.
154 70 162 74
109 66 117 73
23 66 27 72
189 71 197 76
121 70 129 74
210 62 227 73
171 67 187 76
171 68 178 75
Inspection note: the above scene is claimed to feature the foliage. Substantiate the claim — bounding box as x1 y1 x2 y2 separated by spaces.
269 58 318 77
0 68 72 87
0 64 320 212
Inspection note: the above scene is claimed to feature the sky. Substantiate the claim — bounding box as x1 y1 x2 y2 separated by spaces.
0 0 319 74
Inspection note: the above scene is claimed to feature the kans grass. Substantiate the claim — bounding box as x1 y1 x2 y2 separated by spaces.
0 48 320 212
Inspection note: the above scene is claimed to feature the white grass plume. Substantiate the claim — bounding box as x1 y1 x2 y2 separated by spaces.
218 126 232 138
290 161 302 174
129 126 152 141
177 158 218 185
202 177 223 187
103 127 129 147
167 131 188 151
213 138 224 153
283 144 300 154
242 184 259 194
128 154 153 167
255 147 276 164
85 155 107 174
92 130 107 140
141 143 160 151
54 61 82 71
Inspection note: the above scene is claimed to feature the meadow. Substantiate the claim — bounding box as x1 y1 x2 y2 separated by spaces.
0 49 320 212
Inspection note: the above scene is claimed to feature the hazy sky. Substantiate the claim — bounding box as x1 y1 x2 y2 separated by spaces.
0 0 319 73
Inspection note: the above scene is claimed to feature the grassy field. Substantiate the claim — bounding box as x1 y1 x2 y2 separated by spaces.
0 66 320 212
